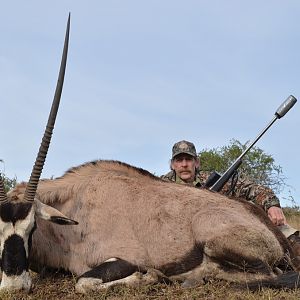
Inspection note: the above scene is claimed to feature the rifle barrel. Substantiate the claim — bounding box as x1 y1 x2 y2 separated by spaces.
209 95 297 192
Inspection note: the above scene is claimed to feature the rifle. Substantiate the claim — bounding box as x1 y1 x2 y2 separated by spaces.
204 95 297 192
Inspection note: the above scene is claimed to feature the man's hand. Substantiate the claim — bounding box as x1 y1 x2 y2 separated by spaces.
267 206 287 226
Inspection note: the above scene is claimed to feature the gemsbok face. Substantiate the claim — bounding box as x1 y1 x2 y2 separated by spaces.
0 14 77 292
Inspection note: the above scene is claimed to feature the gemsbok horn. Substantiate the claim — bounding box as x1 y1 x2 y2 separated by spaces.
0 14 77 292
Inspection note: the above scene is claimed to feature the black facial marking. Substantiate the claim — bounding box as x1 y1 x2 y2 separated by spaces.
78 258 143 282
2 234 28 276
0 202 32 225
160 243 204 276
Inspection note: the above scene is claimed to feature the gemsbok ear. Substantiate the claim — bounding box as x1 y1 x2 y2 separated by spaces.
34 199 78 225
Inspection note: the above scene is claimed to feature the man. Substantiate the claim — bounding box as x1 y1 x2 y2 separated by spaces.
162 140 300 255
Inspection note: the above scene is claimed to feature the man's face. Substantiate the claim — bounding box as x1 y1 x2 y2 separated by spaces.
171 153 199 183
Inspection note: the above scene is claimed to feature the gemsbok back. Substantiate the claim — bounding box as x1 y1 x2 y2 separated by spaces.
0 15 77 291
2 17 300 295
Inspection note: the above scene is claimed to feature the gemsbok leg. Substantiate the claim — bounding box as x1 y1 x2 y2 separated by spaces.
75 258 170 293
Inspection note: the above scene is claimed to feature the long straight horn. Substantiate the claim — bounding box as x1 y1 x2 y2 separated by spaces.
0 175 8 202
24 14 70 202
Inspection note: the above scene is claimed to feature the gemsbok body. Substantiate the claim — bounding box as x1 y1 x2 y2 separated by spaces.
8 159 300 293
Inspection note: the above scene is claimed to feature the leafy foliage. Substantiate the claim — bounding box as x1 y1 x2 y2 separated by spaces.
2 175 17 193
199 139 286 194
0 160 17 193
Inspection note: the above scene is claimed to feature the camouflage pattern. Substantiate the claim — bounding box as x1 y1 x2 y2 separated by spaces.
171 140 197 159
161 170 280 211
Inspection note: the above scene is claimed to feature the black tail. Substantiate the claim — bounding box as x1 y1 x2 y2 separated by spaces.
245 271 300 290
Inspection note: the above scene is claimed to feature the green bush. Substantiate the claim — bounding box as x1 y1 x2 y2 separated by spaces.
199 139 286 195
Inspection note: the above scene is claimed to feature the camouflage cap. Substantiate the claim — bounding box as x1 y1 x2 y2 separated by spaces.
172 140 197 159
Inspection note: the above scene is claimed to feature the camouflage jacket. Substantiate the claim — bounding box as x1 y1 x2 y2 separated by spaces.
161 171 281 211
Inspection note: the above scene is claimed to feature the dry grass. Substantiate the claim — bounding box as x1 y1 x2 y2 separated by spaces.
0 210 300 300
283 208 300 231
2 274 300 300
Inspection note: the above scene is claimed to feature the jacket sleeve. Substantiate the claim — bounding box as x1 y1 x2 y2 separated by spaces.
224 178 281 211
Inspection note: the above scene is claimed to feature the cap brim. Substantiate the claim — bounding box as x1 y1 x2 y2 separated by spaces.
172 151 197 159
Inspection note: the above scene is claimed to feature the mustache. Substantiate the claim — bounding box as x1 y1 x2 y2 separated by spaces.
178 169 192 173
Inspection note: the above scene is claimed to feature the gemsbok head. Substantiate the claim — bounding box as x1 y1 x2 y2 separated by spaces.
0 14 77 292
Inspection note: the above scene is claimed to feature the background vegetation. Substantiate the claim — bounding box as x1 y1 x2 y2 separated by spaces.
0 159 16 193
199 139 285 194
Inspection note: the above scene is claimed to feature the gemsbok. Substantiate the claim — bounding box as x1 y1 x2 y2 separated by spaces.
4 158 300 293
2 16 300 294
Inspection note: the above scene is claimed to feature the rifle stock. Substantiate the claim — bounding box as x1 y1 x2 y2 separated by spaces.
209 159 242 192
